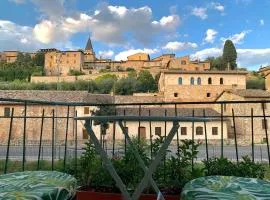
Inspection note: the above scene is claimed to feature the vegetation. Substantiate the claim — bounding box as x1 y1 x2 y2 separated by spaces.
68 69 85 76
0 70 158 94
0 52 45 81
136 70 157 93
71 137 266 195
206 56 226 71
223 39 237 70
246 72 265 89
204 156 265 179
206 39 238 71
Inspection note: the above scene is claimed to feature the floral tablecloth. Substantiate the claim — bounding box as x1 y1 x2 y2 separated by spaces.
181 176 270 200
0 171 77 200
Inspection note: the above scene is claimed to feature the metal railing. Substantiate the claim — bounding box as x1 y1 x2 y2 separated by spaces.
1 97 270 175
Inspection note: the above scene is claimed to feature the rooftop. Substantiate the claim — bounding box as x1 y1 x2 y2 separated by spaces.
116 107 222 118
0 90 113 104
163 70 248 75
223 89 270 98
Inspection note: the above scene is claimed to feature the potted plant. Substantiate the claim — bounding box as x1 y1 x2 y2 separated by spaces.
75 137 203 200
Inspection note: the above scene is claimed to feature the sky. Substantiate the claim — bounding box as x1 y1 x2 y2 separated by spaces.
0 0 270 70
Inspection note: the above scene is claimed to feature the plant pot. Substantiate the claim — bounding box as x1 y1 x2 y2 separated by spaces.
76 190 180 200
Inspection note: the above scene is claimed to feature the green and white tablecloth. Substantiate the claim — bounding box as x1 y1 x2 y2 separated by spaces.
181 176 270 200
0 171 77 200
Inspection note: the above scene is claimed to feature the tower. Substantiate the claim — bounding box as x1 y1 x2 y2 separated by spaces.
84 36 96 62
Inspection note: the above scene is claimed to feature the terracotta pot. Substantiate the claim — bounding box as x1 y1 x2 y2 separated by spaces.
76 190 179 200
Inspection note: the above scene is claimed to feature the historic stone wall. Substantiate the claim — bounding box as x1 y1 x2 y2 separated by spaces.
0 105 76 145
216 93 270 143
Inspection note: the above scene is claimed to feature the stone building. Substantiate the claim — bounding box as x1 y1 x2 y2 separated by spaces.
158 70 248 102
0 51 19 63
0 90 112 145
96 107 228 141
0 90 228 145
44 50 85 76
216 89 270 143
43 37 211 76
260 66 270 91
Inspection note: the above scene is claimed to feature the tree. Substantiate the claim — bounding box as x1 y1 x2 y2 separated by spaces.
91 103 115 143
115 77 137 95
206 56 226 70
223 40 237 70
33 52 45 67
136 70 157 93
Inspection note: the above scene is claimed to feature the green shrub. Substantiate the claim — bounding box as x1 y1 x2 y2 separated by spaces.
68 69 85 76
203 156 265 179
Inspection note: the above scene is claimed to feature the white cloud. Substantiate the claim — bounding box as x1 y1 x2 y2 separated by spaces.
0 20 39 51
8 0 25 4
191 47 270 69
115 48 159 61
31 5 180 46
204 29 218 44
211 2 225 12
260 19 265 26
98 50 114 58
221 30 251 44
191 7 208 20
152 15 180 30
163 41 198 51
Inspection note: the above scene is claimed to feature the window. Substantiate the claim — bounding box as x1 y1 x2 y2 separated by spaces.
208 77 212 85
174 93 178 97
197 77 201 85
212 127 218 135
207 93 211 97
220 78 224 85
83 129 88 139
138 127 146 138
66 61 69 64
155 127 162 136
4 107 11 117
195 67 199 71
262 119 268 129
190 77 195 85
196 126 203 135
181 127 187 135
74 54 76 57
84 107 89 114
178 77 182 85
181 60 186 65
262 103 267 110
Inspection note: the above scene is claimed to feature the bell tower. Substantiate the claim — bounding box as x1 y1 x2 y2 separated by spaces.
84 36 96 62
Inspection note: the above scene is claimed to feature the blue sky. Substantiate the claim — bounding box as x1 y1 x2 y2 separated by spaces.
0 0 270 70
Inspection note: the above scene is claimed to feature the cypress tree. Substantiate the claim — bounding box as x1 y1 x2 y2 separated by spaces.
222 40 237 70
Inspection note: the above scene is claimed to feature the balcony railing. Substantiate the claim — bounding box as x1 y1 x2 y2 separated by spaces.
1 97 270 175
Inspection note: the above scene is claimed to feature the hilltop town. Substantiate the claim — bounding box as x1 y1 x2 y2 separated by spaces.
1 37 270 145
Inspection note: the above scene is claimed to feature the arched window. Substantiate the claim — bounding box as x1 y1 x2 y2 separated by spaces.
208 77 212 85
196 126 203 135
197 77 201 85
220 78 224 85
190 77 195 85
178 77 182 85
